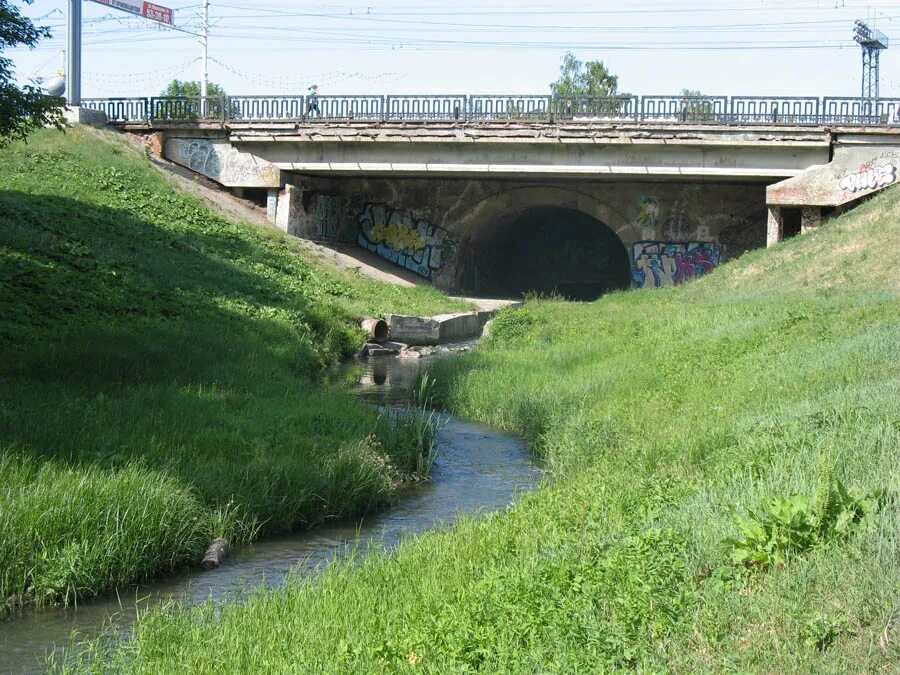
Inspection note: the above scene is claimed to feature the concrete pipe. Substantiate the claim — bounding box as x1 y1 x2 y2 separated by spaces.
359 317 389 343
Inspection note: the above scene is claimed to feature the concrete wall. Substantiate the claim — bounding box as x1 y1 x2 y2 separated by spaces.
277 175 768 295
164 136 281 188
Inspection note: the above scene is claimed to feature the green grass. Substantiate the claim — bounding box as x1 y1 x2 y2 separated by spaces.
63 185 900 673
0 127 462 610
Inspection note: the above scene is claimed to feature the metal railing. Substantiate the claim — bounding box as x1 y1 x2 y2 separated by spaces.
81 94 900 126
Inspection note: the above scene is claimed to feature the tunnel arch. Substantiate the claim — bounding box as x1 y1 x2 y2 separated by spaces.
458 205 632 300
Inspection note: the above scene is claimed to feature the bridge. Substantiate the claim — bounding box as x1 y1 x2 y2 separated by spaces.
81 93 900 299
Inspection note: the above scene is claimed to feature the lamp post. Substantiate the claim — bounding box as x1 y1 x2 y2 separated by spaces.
66 0 82 105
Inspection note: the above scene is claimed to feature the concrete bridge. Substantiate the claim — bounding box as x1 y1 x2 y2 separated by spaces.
85 93 900 298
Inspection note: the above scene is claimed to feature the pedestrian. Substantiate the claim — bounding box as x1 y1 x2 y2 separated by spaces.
306 84 320 118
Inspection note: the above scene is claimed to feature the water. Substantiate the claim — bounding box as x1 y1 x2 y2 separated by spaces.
0 353 542 674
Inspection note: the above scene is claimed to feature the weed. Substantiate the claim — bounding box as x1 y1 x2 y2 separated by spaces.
801 614 852 651
723 467 880 570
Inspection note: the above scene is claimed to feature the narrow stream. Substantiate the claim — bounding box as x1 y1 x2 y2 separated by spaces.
0 352 543 674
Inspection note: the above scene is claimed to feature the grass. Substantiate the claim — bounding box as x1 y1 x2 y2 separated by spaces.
0 126 461 611
63 184 900 673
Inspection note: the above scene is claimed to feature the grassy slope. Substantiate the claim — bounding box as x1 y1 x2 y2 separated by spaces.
71 186 900 673
0 127 466 610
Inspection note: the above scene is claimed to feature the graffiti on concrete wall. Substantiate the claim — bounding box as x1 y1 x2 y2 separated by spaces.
314 195 344 240
169 138 279 187
634 195 711 241
357 203 456 279
636 196 660 230
838 162 897 193
631 241 721 289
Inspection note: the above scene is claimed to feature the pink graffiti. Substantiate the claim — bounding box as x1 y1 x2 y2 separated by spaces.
673 249 716 284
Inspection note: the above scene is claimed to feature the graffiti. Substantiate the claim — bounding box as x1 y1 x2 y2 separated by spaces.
266 190 278 223
357 204 456 279
662 207 694 241
314 195 344 240
838 162 897 193
634 195 710 243
168 138 279 187
631 241 721 289
636 196 660 229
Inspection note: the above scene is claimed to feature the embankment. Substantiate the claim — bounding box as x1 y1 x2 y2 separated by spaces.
68 184 900 672
0 127 467 611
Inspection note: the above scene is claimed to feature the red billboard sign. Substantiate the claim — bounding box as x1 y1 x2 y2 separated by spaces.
142 2 173 25
89 0 174 25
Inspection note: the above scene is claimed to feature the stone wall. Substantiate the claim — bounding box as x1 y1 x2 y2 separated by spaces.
275 175 769 295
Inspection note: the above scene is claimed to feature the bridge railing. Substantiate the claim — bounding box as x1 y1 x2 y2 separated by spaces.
552 95 638 121
467 95 551 121
148 96 228 123
385 95 466 121
82 97 148 122
821 97 900 125
313 95 385 121
639 95 730 123
81 94 900 126
229 95 306 121
730 96 821 124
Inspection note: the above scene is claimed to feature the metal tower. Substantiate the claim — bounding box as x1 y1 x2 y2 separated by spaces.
853 20 889 104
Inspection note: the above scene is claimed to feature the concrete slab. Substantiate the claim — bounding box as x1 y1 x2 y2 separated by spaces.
64 106 107 127
386 308 503 345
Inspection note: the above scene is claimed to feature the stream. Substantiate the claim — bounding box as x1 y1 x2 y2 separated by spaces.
0 352 543 674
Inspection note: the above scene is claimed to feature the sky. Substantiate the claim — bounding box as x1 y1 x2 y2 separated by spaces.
10 0 900 99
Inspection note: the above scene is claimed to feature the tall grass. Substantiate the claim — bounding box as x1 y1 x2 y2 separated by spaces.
64 186 900 672
0 127 465 610
375 374 443 480
0 456 224 609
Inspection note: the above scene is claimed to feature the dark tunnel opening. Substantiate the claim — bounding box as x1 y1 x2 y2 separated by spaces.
460 206 632 301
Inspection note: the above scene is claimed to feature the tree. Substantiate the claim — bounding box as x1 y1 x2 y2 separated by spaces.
678 88 715 122
157 79 234 120
550 52 619 99
550 52 624 118
0 0 64 147
161 79 227 98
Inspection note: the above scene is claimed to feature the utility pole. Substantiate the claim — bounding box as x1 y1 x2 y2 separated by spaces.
200 0 209 104
67 0 82 105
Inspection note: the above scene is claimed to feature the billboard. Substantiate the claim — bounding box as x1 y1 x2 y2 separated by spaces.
89 0 174 25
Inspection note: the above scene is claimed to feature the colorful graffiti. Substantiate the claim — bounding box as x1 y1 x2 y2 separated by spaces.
636 196 660 229
167 138 279 187
838 162 897 193
357 204 456 279
631 241 721 289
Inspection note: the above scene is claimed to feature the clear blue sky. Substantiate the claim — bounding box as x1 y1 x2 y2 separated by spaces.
10 0 900 98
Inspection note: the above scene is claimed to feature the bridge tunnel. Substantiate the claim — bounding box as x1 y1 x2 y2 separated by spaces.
459 206 632 301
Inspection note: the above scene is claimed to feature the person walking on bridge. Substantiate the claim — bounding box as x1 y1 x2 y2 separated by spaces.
306 84 320 119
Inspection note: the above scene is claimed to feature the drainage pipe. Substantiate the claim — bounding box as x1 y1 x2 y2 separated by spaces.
359 317 389 343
